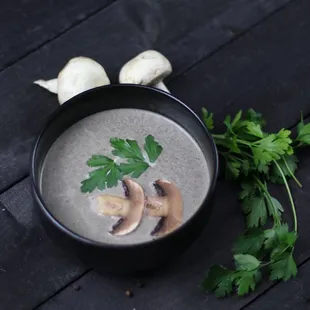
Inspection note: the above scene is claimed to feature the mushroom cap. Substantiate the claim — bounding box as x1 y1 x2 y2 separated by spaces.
149 179 183 237
119 50 172 86
57 56 110 104
109 178 145 236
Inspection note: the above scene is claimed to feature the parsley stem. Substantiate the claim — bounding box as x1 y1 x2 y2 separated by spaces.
274 245 292 259
212 134 226 140
260 262 271 267
236 139 252 147
273 160 298 232
253 176 281 226
212 134 253 147
282 156 302 188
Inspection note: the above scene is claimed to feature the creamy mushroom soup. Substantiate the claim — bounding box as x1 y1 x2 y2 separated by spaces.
40 109 210 244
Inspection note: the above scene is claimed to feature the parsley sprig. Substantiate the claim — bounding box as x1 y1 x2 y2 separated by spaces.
81 135 163 193
201 109 310 297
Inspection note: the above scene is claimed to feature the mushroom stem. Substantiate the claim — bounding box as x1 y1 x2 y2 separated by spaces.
97 195 130 217
146 196 169 217
153 81 169 93
34 78 58 94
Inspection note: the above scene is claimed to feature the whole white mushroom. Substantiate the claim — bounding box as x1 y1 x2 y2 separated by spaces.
34 57 110 104
119 50 172 92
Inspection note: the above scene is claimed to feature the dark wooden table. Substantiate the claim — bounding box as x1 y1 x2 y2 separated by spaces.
1 0 310 309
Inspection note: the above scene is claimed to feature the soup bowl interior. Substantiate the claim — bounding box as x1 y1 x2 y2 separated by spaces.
31 84 218 273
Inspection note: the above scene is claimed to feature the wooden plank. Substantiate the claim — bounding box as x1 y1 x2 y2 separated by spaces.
0 0 115 70
0 0 291 192
159 0 292 78
29 0 310 309
244 259 310 310
35 148 310 310
0 0 297 308
169 0 310 133
2 178 246 310
0 0 305 308
0 179 85 310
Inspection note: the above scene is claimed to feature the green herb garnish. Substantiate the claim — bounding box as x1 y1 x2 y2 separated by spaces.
110 138 144 161
144 134 163 163
80 135 163 193
119 159 150 178
86 155 114 167
296 113 310 146
202 107 214 130
81 160 122 193
201 108 308 297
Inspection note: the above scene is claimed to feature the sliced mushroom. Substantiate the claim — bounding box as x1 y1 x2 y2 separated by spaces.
146 179 183 237
119 50 172 92
97 178 145 236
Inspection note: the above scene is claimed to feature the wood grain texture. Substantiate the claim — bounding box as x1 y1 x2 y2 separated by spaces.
36 145 310 310
0 0 115 70
245 260 310 310
169 0 310 133
0 179 85 310
0 0 295 308
0 0 291 192
158 0 292 78
0 0 308 309
30 0 310 309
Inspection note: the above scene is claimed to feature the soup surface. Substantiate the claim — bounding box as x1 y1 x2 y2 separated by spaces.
41 109 210 244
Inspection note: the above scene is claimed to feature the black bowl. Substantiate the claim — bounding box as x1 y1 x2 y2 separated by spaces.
31 84 218 274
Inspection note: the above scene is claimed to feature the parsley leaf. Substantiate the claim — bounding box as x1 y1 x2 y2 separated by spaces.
233 229 265 256
231 110 243 128
239 181 257 200
144 135 163 163
233 269 262 296
81 161 122 193
296 118 310 146
264 226 284 250
252 129 292 166
241 159 251 176
233 255 261 295
234 254 261 271
110 138 144 161
265 196 283 218
243 122 264 138
246 109 266 127
217 136 241 154
200 107 302 297
201 265 234 297
270 252 297 281
242 195 268 228
87 155 113 167
225 159 241 180
223 114 234 133
202 108 214 130
202 264 262 297
119 159 150 178
222 110 264 139
270 155 298 184
82 135 163 193
264 224 297 251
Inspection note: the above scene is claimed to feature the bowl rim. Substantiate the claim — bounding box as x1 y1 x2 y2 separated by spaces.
31 84 219 249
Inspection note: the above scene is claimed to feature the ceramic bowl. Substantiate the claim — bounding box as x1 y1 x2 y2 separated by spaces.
31 84 218 273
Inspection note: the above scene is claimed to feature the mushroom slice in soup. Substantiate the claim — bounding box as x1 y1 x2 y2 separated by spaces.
146 179 183 237
97 178 145 236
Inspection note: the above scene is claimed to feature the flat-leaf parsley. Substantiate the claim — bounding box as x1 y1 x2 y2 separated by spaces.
201 109 310 297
